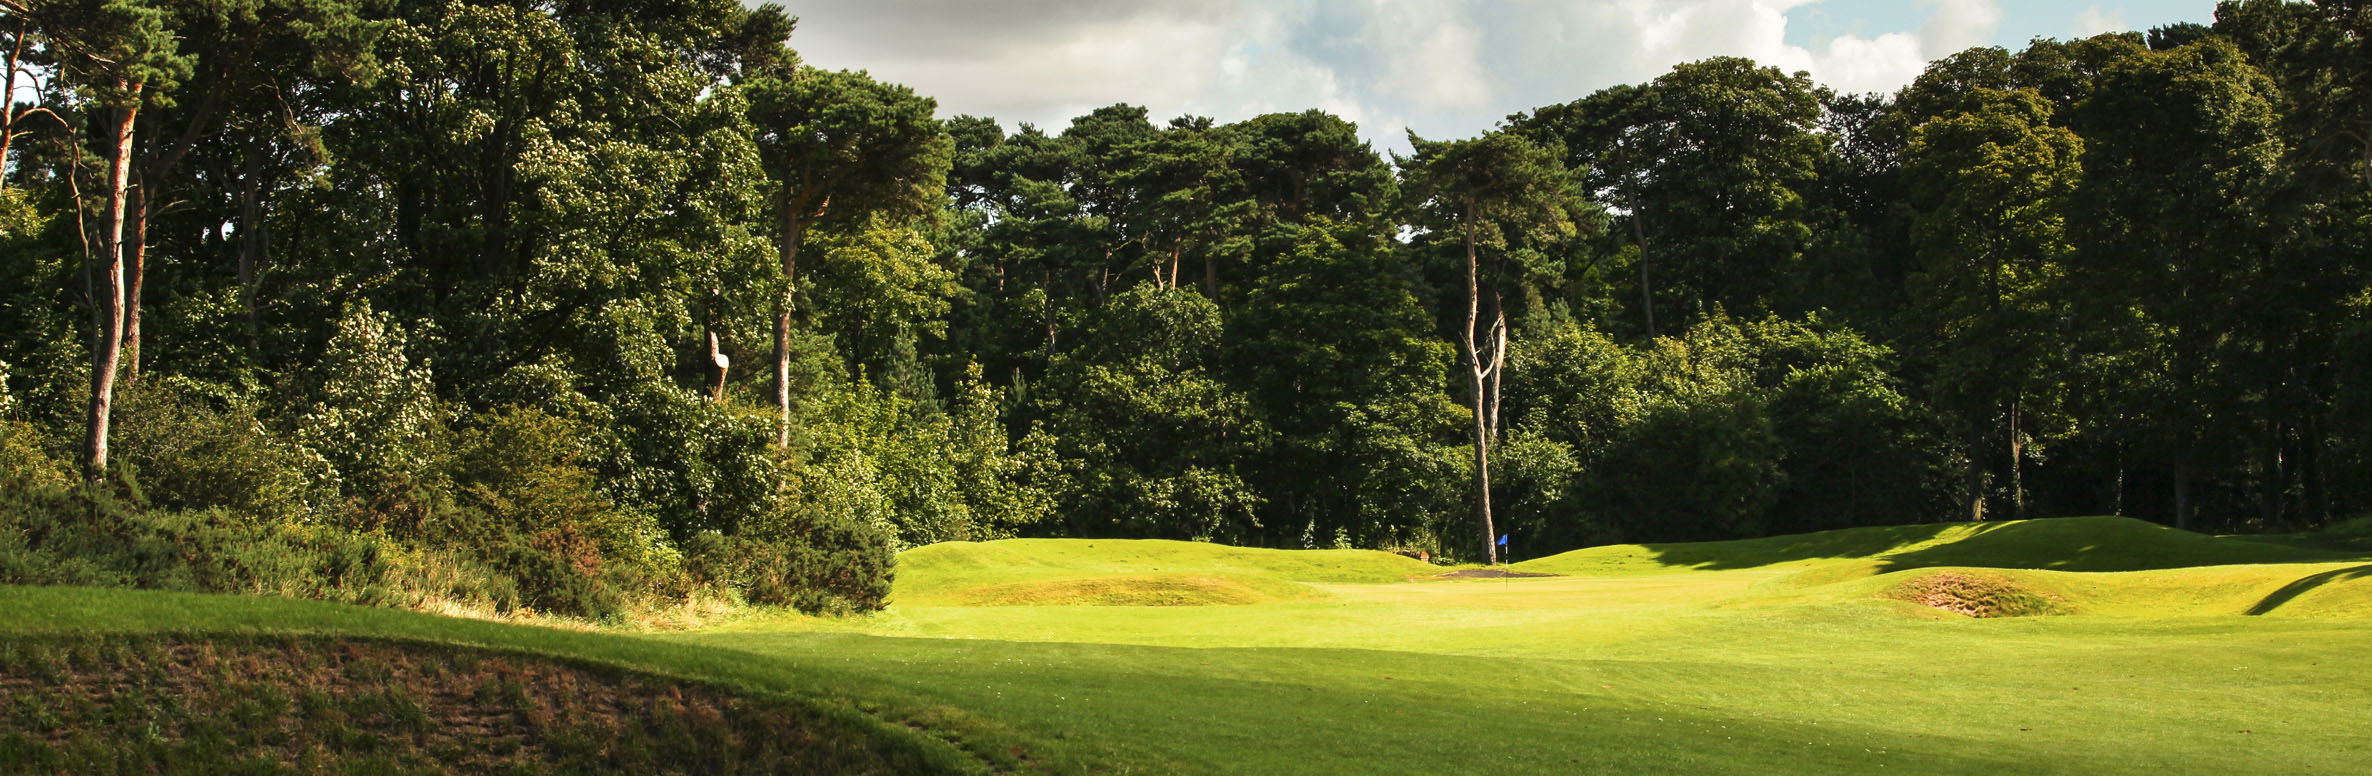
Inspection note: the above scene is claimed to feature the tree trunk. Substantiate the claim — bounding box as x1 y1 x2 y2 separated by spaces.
85 93 141 482
1486 293 1506 445
116 59 236 380
1167 240 1182 290
1093 253 1109 303
773 206 807 448
773 296 792 447
121 179 150 381
1203 248 1218 297
1963 427 1986 522
2007 393 2024 519
707 329 730 402
236 140 266 352
2111 447 2125 517
0 19 22 193
1471 392 1495 563
1460 196 1498 565
1625 178 1655 339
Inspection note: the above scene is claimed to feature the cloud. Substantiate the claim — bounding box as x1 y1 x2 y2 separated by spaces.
784 0 1243 130
2071 6 2130 38
773 0 2007 151
1919 0 2005 58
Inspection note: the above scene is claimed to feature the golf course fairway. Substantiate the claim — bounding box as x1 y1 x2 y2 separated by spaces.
8 516 2371 774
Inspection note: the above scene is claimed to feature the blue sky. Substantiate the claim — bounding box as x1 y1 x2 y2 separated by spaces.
777 0 2222 154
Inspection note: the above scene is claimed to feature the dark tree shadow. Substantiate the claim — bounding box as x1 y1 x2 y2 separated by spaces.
2245 564 2372 616
1634 516 2368 574
1633 522 1972 570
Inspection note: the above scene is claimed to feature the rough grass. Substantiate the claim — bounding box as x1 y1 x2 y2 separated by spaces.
13 516 2372 774
1879 570 2070 617
0 587 1047 774
0 635 928 775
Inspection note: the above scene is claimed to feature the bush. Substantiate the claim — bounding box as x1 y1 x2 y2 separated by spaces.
0 486 518 612
293 302 446 530
434 406 684 619
730 493 896 615
0 418 69 494
110 377 331 522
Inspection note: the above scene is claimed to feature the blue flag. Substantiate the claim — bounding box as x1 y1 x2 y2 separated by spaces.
1497 534 1508 547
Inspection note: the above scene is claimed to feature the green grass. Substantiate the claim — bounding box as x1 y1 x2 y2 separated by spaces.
892 539 1435 604
1511 516 2350 577
9 516 2372 774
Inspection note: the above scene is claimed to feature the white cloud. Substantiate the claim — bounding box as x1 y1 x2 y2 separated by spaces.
785 0 1242 132
773 0 2009 151
1376 1 1493 113
2072 6 2130 38
1919 0 2005 58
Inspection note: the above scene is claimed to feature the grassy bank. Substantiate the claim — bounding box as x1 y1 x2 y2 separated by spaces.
9 516 2372 773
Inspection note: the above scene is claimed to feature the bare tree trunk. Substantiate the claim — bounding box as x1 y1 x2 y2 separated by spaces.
114 55 235 383
1093 251 1110 303
1626 178 1655 339
2007 393 2024 519
1460 197 1498 565
1041 270 1057 353
2111 447 2125 517
1471 376 1495 563
773 296 792 447
1203 248 1217 297
1167 240 1182 290
236 140 266 351
121 181 149 381
1486 292 1506 445
0 19 23 193
773 206 807 448
707 329 729 402
1963 427 1986 522
85 93 141 481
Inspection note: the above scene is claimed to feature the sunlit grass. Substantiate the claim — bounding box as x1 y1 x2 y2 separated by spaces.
9 516 2372 774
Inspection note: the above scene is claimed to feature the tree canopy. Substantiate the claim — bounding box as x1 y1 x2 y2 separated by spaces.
1 0 2367 615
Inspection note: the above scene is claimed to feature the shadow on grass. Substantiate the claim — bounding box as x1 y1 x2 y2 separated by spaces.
2245 564 2372 616
1637 517 2370 574
1633 523 1970 570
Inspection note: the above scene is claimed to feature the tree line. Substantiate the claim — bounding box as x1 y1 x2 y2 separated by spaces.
1 0 2365 615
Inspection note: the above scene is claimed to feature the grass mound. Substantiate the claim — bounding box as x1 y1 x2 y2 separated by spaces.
937 573 1324 607
0 586 1039 774
895 539 1434 605
1880 570 2068 618
1514 516 2356 579
0 635 950 775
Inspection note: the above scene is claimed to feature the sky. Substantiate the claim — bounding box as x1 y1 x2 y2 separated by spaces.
772 0 2219 154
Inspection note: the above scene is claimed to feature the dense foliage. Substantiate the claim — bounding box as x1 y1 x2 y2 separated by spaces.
0 0 2366 616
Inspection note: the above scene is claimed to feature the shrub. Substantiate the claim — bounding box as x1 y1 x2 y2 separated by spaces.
293 302 446 530
110 377 331 522
731 486 896 615
435 406 685 619
0 419 68 494
0 486 518 612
